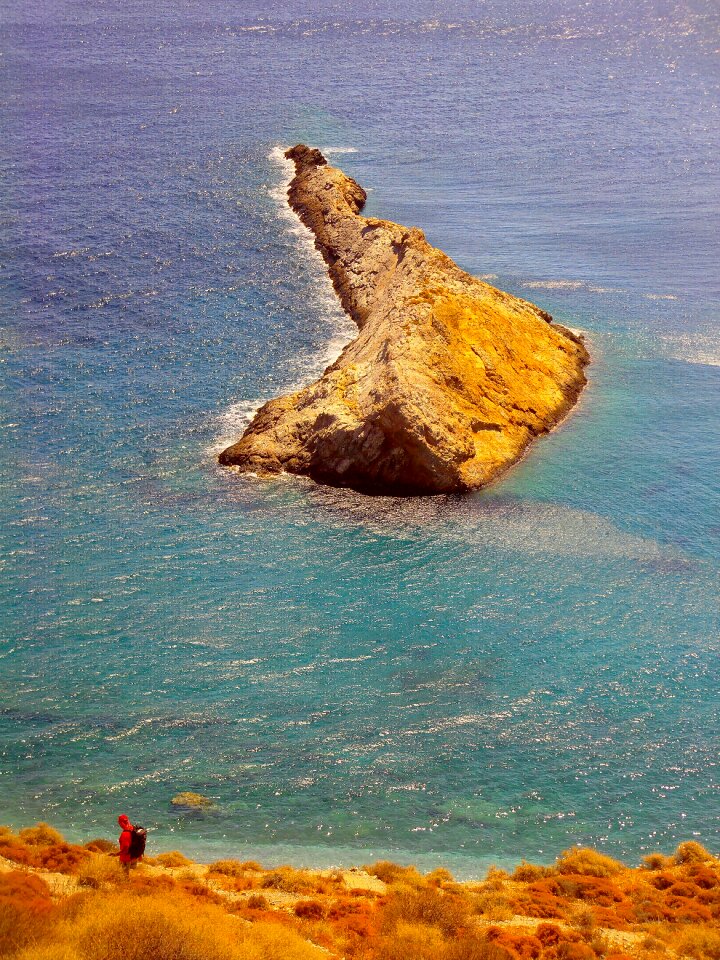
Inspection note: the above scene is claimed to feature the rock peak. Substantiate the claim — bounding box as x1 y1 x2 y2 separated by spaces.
285 144 328 169
219 147 589 496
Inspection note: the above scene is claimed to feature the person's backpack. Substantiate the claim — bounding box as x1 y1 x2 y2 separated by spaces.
128 825 147 859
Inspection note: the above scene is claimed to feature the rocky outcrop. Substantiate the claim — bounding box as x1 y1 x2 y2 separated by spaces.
219 145 590 495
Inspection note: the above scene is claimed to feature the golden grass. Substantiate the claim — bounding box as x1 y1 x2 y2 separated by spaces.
556 848 624 878
12 889 325 960
1 824 718 960
18 824 64 848
153 851 193 868
76 854 125 889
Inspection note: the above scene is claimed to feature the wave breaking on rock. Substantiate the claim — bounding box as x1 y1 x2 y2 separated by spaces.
219 145 590 496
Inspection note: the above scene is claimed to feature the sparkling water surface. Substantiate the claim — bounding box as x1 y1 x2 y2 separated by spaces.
1 0 719 876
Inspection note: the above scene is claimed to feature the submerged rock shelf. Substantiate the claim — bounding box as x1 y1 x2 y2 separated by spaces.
220 145 589 495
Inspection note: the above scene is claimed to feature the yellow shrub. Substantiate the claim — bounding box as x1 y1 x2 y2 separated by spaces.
19 823 65 847
375 920 447 960
85 839 116 855
365 861 425 887
383 886 469 936
674 842 714 865
209 859 248 877
259 867 329 895
250 921 325 960
17 889 326 960
154 851 193 868
641 853 673 871
512 861 554 882
556 847 623 877
472 889 515 922
673 927 720 960
446 940 513 960
427 868 455 887
77 854 125 889
16 946 81 960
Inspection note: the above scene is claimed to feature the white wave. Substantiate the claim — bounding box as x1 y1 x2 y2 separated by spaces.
522 279 621 294
208 398 267 457
321 146 358 155
301 487 683 563
661 333 720 367
327 655 373 664
213 145 359 464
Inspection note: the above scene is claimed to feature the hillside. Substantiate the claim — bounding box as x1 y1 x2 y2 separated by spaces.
1 824 719 959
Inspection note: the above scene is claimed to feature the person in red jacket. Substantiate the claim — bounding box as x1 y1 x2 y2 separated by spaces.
117 813 140 875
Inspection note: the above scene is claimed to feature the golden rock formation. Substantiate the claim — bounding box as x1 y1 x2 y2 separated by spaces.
219 145 589 495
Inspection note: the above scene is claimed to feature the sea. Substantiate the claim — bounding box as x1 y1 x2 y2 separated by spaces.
1 0 718 878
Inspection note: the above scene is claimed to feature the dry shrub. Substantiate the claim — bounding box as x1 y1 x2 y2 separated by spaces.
673 927 720 960
177 878 224 903
16 946 81 960
556 942 596 960
558 876 626 906
427 868 455 887
85 839 116 855
536 923 564 946
473 888 516 922
485 867 510 887
19 823 65 847
246 893 269 909
154 851 192 868
446 937 516 960
295 899 326 920
77 854 125 888
662 896 713 923
34 842 91 874
568 904 596 933
260 867 330 895
0 836 34 866
556 848 623 878
686 865 720 889
241 860 263 872
382 886 469 936
487 926 543 959
374 920 447 960
209 859 247 876
365 860 425 887
0 870 56 956
513 861 554 882
0 827 91 874
675 842 714 866
247 921 324 960
513 879 566 920
651 872 675 891
129 873 177 894
642 853 673 871
16 888 324 960
330 909 378 943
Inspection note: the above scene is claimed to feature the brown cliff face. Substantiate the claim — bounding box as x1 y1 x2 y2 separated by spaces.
219 145 590 495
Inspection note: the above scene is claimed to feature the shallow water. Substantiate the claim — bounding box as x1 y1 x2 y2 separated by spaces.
1 0 719 875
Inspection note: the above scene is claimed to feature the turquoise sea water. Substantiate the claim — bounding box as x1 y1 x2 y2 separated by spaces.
1 0 719 876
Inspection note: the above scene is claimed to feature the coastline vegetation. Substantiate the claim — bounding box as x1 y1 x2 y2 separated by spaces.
1 824 719 960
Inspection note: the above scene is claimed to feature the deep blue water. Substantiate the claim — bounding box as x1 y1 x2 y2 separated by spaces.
1 0 719 876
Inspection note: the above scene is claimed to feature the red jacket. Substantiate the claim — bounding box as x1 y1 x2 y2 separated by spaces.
118 820 136 863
